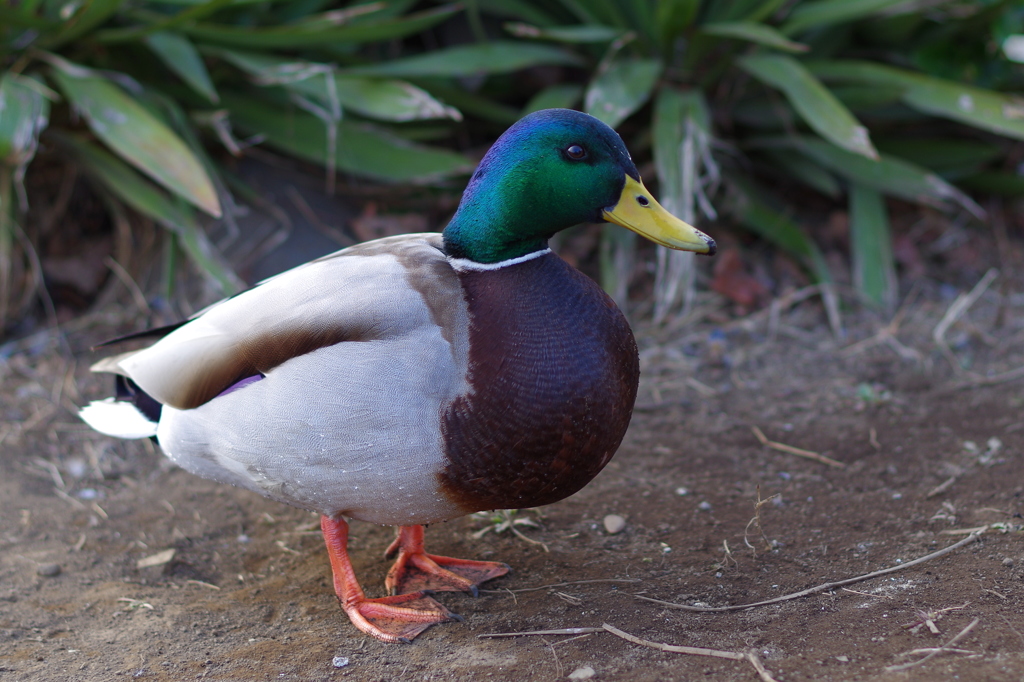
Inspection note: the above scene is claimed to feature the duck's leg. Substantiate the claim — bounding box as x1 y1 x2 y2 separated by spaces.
384 525 510 596
321 515 460 643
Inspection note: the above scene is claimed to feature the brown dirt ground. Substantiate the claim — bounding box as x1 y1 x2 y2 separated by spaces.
2 222 1024 682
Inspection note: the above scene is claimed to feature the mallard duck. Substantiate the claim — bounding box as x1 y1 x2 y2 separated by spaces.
80 108 715 643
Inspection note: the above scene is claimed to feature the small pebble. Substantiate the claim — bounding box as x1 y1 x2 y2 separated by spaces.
603 514 626 534
675 487 689 496
697 501 712 511
1003 558 1014 567
37 563 61 577
331 656 349 668
568 666 595 680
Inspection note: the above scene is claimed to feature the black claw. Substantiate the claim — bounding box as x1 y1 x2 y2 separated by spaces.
467 585 479 598
398 637 413 644
448 612 465 623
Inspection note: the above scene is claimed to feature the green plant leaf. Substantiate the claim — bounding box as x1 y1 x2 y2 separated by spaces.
761 149 841 198
0 74 52 168
958 171 1024 198
223 93 473 183
654 0 701 49
738 54 878 159
777 136 985 218
650 87 713 320
505 21 621 43
700 21 809 53
781 0 921 36
652 87 711 218
729 182 833 284
96 0 238 43
43 0 124 49
145 31 219 103
175 5 460 48
849 183 896 310
585 56 662 129
55 133 241 293
50 67 222 217
214 49 462 121
742 0 791 23
343 41 583 77
522 84 584 115
808 60 1024 141
873 138 1002 175
412 80 519 125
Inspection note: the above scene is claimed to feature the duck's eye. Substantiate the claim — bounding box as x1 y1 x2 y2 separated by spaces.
565 144 587 160
636 195 650 207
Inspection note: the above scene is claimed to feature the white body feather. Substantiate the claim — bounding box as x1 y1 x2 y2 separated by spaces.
84 234 472 525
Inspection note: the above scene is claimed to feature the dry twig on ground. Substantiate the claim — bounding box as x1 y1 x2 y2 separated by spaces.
933 268 998 372
886 618 981 671
743 486 779 555
635 530 984 612
602 623 778 682
750 426 845 468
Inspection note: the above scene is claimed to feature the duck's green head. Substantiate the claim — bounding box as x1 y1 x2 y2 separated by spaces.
443 108 715 264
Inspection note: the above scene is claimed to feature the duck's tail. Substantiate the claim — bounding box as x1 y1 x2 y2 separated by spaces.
79 376 162 440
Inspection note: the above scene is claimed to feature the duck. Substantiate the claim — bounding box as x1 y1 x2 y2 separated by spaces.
80 108 716 643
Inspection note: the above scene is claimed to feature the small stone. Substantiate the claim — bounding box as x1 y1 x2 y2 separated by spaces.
603 514 626 534
37 563 61 577
697 501 712 511
1003 558 1014 567
568 666 595 680
331 656 349 669
835 655 849 663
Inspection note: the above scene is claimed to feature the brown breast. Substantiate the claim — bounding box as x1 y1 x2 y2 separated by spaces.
438 253 639 513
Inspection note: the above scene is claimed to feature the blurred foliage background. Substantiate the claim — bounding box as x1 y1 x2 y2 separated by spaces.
1 0 1023 339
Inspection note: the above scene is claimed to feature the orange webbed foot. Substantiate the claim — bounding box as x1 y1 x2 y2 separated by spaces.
321 515 463 643
384 525 510 596
341 591 462 643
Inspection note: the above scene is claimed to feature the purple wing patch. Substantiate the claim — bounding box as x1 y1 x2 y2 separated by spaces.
218 374 265 398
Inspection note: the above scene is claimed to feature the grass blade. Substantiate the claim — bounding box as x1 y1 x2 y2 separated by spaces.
700 21 809 53
781 0 920 36
50 64 222 217
343 41 583 77
174 4 459 48
145 31 220 103
504 22 621 43
738 54 877 159
849 183 896 311
585 56 662 129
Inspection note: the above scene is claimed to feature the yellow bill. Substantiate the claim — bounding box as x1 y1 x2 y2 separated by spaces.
602 176 716 255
